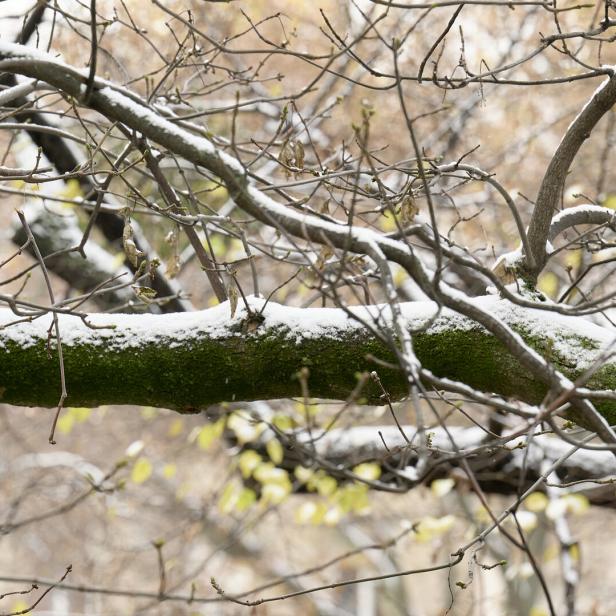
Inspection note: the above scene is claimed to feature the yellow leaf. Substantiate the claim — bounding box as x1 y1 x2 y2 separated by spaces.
269 82 283 97
295 501 318 524
324 506 343 525
537 272 559 298
238 450 262 478
162 463 177 479
603 194 616 209
414 515 456 542
313 474 337 497
293 400 320 418
197 419 224 450
295 466 314 483
219 481 240 514
61 178 83 201
131 457 153 484
564 249 582 268
112 252 126 269
353 463 381 482
338 483 370 514
474 506 491 524
209 234 226 259
141 406 157 420
514 510 538 532
525 492 548 512
69 407 91 423
261 482 291 505
266 438 284 465
57 412 74 435
543 543 559 562
227 413 263 443
272 414 294 431
168 418 184 438
563 494 590 516
431 478 455 497
380 210 397 232
11 600 29 613
253 463 290 487
393 265 406 287
236 488 257 512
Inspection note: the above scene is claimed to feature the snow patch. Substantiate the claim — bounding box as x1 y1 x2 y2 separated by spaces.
0 296 611 374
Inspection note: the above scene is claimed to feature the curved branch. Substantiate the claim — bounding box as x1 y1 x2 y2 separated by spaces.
1 44 615 439
548 204 616 242
527 72 616 276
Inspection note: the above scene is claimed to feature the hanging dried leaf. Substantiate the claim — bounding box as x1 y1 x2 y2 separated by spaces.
315 246 334 271
293 140 304 171
228 284 239 318
122 221 144 267
148 258 160 279
278 139 304 177
166 254 181 278
400 195 419 224
163 226 180 277
132 286 157 304
134 259 148 278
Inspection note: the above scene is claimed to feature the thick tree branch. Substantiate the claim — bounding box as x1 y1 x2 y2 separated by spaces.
0 298 614 419
527 72 616 276
283 425 616 506
11 204 135 311
1 45 615 437
548 204 616 242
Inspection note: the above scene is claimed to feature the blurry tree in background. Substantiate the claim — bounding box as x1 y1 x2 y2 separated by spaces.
4 0 616 614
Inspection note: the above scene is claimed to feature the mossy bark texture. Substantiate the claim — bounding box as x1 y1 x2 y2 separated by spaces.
1 309 614 418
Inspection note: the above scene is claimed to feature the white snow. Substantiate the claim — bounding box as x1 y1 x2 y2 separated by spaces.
0 40 58 62
100 87 246 175
0 295 611 376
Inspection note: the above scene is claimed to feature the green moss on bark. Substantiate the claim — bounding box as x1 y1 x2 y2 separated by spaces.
3 317 614 421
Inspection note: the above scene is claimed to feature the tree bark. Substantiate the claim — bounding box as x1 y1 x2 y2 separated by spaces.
1 299 614 420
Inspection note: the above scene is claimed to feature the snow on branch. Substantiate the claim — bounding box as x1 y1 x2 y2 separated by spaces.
527 71 616 274
2 43 616 439
0 296 614 417
291 425 616 505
